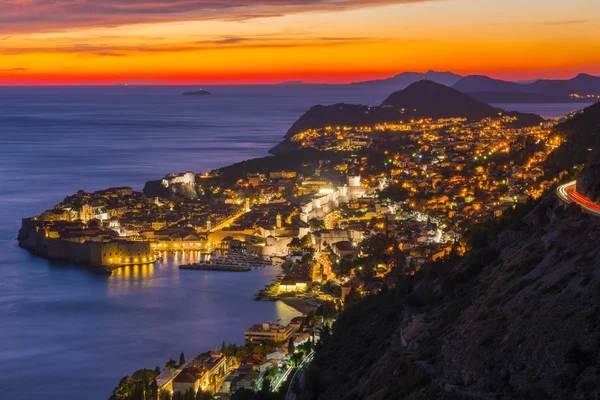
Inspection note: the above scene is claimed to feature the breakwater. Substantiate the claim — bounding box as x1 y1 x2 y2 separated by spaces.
179 264 251 272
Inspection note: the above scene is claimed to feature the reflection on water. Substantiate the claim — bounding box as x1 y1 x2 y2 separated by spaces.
4 86 581 400
110 263 156 280
108 251 214 283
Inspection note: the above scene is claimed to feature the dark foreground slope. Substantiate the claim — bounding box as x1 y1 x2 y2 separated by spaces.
300 198 600 400
577 164 600 203
545 102 600 176
298 103 600 400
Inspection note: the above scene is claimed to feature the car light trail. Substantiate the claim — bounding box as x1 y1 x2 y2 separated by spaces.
556 180 600 216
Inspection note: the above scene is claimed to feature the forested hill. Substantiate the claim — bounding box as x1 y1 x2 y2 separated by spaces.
299 195 600 400
381 80 507 120
281 81 543 141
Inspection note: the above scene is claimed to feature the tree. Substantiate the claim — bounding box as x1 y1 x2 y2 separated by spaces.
264 366 278 381
110 368 161 400
291 351 303 368
318 324 332 345
109 376 135 400
235 347 250 358
344 288 363 309
261 377 271 394
179 352 186 367
309 218 325 231
173 389 196 400
195 390 214 400
159 390 172 400
226 343 238 357
288 237 301 251
300 235 313 250
288 337 295 357
148 379 158 400
316 300 337 320
165 357 177 369
230 388 257 400
336 255 357 276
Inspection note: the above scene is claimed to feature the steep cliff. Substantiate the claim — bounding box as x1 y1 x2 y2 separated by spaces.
300 198 600 400
577 164 600 203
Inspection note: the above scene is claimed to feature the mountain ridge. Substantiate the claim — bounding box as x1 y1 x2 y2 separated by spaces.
350 70 463 90
278 80 544 145
452 74 600 103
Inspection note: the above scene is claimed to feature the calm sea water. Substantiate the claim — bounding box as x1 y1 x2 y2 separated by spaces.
0 85 590 400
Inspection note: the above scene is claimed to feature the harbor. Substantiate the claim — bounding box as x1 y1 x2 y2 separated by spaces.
179 250 273 272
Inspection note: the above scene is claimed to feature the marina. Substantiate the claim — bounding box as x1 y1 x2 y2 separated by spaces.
179 251 273 272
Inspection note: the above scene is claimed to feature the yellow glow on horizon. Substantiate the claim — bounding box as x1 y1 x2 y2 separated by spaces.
1 0 599 84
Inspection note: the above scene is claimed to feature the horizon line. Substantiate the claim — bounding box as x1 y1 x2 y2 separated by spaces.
0 71 597 87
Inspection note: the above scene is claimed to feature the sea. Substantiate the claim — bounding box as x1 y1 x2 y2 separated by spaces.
0 84 591 400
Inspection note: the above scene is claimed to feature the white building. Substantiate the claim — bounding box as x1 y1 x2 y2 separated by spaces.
162 171 195 188
299 175 365 224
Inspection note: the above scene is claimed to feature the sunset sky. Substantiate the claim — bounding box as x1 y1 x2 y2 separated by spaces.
1 0 599 85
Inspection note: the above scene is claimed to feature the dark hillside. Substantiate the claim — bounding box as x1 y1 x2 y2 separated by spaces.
452 73 600 103
299 197 600 399
545 102 600 176
284 103 398 139
281 81 543 143
380 80 542 125
382 80 502 120
452 75 525 93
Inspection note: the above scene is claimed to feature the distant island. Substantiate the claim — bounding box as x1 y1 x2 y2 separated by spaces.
350 71 600 103
182 89 211 96
276 81 305 86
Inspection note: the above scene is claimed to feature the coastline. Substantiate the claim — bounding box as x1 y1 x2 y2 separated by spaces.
278 297 319 315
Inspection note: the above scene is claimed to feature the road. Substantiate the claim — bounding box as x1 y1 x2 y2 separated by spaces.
211 209 246 231
556 180 600 217
284 351 315 400
272 364 293 392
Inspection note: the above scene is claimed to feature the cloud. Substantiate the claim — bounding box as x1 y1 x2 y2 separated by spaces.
542 19 592 26
0 67 27 76
0 0 436 33
0 35 381 56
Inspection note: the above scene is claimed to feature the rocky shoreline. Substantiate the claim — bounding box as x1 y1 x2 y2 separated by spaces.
279 297 319 315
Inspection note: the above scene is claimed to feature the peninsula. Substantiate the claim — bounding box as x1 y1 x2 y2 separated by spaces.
20 81 560 278
269 80 543 154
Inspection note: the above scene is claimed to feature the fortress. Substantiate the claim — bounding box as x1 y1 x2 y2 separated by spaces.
300 175 365 223
19 219 155 269
162 171 196 188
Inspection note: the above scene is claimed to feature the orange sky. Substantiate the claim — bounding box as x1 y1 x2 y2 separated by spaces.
1 0 599 85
